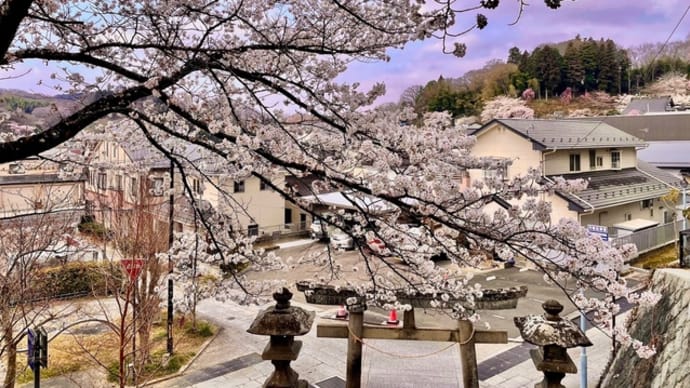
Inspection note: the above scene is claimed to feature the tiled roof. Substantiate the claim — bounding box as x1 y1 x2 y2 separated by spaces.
491 119 646 149
550 164 682 211
591 113 690 141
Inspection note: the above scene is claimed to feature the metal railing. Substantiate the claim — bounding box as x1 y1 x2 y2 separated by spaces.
612 220 683 257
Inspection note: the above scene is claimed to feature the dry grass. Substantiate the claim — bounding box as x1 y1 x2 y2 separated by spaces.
528 96 619 118
630 244 679 270
16 315 215 385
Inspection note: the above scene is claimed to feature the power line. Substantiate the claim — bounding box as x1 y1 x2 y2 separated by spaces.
647 5 690 80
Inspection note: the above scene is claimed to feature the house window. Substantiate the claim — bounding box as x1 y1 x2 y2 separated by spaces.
641 199 653 209
611 150 621 169
260 180 269 191
299 213 307 230
233 180 245 193
151 177 164 196
624 213 632 221
115 175 123 191
483 166 507 181
193 179 202 195
596 156 603 167
569 154 581 172
248 224 259 237
130 177 137 196
97 173 107 189
284 208 293 227
589 150 596 169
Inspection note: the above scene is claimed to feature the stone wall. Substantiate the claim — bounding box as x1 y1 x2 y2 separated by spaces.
295 281 527 310
600 269 690 388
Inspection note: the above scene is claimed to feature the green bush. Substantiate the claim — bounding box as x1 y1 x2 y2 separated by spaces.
37 262 122 298
78 221 110 240
186 321 214 338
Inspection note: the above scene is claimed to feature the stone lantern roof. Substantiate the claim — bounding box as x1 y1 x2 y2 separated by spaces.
247 288 315 337
513 299 592 348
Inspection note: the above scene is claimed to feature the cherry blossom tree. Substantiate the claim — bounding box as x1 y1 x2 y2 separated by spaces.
480 96 535 122
0 0 660 360
0 212 81 387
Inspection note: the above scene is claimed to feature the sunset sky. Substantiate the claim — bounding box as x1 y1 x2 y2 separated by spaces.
2 0 689 104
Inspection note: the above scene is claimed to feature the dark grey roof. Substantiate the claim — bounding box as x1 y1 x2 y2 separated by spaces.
0 173 85 185
638 141 690 168
484 119 646 149
622 96 673 115
590 113 690 141
550 164 682 211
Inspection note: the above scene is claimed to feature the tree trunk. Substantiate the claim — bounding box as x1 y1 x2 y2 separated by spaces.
2 318 17 388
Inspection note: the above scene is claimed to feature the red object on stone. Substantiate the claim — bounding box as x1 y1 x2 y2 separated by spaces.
121 259 144 281
387 309 399 325
336 305 348 319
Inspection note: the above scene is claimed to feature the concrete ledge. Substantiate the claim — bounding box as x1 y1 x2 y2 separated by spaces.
296 281 527 310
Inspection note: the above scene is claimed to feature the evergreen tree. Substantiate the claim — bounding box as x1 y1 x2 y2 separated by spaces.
533 46 563 98
508 47 522 65
580 38 600 92
563 40 585 94
597 39 618 94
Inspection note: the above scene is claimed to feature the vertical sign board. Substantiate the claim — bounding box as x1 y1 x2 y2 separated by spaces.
27 327 48 371
121 259 145 281
27 328 36 370
587 224 609 242
38 327 48 368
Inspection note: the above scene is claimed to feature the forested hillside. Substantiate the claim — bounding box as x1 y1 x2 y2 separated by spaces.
403 36 690 123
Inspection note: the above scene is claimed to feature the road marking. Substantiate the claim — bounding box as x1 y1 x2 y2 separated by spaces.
486 276 496 281
530 298 545 303
491 314 505 319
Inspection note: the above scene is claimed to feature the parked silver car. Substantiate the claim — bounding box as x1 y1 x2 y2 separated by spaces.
310 218 329 239
329 229 354 250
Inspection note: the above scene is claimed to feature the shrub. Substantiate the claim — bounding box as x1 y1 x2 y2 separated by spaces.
37 262 123 299
78 221 110 241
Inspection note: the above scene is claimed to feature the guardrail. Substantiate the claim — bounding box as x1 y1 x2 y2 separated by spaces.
612 220 683 257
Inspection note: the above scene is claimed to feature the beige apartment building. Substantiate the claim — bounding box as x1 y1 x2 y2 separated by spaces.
0 156 84 223
470 119 683 237
86 137 306 239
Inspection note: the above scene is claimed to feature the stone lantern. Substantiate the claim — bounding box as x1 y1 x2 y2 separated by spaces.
514 299 592 388
247 288 315 388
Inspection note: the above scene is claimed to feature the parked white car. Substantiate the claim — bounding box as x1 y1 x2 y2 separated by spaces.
310 218 329 239
330 229 354 250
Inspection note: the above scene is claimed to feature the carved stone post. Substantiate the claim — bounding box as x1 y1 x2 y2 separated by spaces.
247 288 315 388
514 300 593 388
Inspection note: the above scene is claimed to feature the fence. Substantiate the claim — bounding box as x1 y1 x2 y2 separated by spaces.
253 221 309 243
612 220 684 258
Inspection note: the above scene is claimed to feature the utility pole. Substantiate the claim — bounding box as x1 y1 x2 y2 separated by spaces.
167 156 174 354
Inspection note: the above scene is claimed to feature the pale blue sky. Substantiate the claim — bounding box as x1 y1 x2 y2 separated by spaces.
2 0 689 104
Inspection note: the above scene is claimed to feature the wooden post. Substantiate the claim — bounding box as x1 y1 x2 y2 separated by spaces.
346 302 365 388
403 308 416 330
458 319 478 388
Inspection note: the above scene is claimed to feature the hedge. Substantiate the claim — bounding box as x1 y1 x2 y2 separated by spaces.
37 261 124 299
